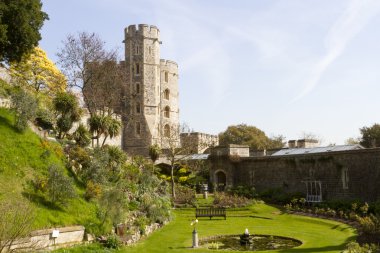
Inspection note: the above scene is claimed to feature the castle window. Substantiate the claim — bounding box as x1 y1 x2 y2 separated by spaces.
164 124 170 137
164 71 168 82
164 89 170 100
135 63 140 75
342 168 349 189
136 102 141 114
135 83 140 94
136 122 141 136
135 44 140 55
164 106 170 118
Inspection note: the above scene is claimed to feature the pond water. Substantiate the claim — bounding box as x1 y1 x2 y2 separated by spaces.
200 234 302 251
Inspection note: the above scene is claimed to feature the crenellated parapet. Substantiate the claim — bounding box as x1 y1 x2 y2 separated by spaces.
124 24 160 39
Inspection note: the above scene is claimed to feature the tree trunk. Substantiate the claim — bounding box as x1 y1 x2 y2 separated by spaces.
101 135 108 147
171 163 176 200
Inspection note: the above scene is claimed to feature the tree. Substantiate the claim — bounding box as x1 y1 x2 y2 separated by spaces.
57 32 121 115
149 144 161 163
9 47 66 97
88 114 121 148
53 92 81 138
47 165 76 205
359 124 380 148
219 124 284 150
10 89 38 131
0 199 35 252
345 137 361 145
0 0 48 63
73 123 91 147
101 117 122 147
160 124 209 200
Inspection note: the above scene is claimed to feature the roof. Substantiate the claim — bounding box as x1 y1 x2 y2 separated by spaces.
271 144 364 156
179 154 209 160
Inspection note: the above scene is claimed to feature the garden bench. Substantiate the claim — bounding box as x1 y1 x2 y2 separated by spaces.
195 208 226 220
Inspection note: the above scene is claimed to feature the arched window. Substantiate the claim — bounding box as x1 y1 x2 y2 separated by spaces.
136 102 141 114
164 71 169 82
164 124 170 137
164 89 170 100
164 106 170 118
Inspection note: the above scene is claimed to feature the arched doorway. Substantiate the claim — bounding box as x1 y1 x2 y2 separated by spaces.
215 170 227 191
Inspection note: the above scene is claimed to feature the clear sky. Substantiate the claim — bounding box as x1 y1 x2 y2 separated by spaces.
39 0 380 145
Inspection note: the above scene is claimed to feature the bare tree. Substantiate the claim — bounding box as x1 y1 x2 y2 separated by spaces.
0 199 35 252
161 124 209 200
57 32 122 116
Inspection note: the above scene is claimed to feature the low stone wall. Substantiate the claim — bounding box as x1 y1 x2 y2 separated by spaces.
7 226 86 252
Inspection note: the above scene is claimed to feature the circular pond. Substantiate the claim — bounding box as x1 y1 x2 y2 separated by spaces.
200 234 302 251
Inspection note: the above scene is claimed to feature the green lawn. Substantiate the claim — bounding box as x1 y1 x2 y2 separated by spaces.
119 203 355 253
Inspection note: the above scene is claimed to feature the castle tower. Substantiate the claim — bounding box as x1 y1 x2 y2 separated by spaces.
122 24 179 156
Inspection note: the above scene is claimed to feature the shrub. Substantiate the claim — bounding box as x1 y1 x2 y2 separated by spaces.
343 242 380 253
227 185 256 199
85 180 102 200
10 89 38 131
358 214 380 235
47 165 76 205
174 185 196 207
213 192 252 208
35 108 55 130
259 188 304 204
104 234 122 249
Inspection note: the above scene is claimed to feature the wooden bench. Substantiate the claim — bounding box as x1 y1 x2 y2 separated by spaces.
195 208 226 220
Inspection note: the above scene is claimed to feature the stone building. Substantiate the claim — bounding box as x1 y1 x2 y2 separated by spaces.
209 144 380 202
121 24 179 156
180 132 219 154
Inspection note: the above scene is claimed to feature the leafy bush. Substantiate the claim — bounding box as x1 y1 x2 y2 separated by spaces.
213 192 252 208
358 214 380 235
259 188 304 204
227 185 257 199
343 242 380 253
85 180 102 200
35 108 55 130
10 89 37 131
174 185 196 206
104 234 122 249
47 165 76 205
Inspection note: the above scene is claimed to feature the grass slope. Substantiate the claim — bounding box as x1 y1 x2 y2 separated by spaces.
0 107 99 229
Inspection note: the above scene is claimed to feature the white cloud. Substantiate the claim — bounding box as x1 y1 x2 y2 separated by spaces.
292 0 380 102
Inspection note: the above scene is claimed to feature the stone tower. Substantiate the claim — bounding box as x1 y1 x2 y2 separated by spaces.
122 24 179 156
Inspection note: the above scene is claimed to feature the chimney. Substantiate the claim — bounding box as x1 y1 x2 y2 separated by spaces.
288 140 296 148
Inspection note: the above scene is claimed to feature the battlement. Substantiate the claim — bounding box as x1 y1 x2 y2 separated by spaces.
124 24 159 39
160 59 178 67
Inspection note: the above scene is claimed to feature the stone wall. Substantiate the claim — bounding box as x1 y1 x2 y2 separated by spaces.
210 148 380 202
180 132 219 154
7 226 86 252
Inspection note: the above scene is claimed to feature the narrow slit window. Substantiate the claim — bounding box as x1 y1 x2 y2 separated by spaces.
136 122 141 135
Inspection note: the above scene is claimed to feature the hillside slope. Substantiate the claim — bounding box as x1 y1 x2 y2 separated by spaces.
0 107 100 229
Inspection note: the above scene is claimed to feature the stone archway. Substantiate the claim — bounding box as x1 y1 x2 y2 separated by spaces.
215 170 227 191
